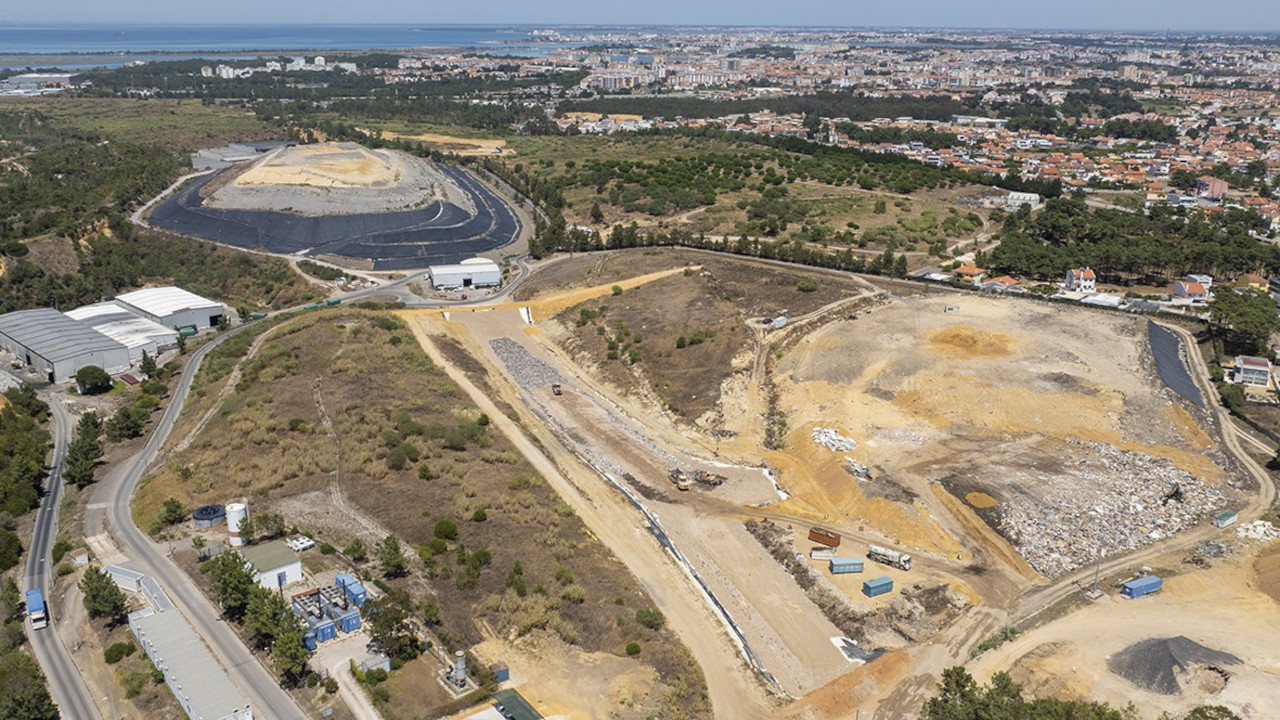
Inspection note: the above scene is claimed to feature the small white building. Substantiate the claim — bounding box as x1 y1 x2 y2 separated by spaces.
1007 191 1042 211
239 540 303 590
427 258 502 290
1235 355 1272 388
104 565 145 593
113 287 225 332
1064 267 1097 293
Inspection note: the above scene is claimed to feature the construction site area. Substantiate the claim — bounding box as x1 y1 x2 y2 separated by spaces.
390 247 1279 719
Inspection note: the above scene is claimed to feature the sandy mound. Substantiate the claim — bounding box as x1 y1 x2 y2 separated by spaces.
1107 636 1240 695
926 325 1015 358
206 141 474 216
1253 544 1280 604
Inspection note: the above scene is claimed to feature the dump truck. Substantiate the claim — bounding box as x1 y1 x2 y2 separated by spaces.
808 527 842 548
867 544 912 571
25 589 47 630
692 470 725 487
551 383 563 396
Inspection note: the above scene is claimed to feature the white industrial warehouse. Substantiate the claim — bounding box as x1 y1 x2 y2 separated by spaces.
0 286 223 383
64 302 179 363
129 606 253 720
0 308 131 383
427 257 502 290
114 286 226 331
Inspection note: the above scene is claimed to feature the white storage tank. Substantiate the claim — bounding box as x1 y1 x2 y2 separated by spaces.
226 502 248 547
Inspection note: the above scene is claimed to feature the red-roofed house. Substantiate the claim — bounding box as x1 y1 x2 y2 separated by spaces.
1174 280 1210 302
953 264 985 285
1064 267 1097 293
1197 175 1229 200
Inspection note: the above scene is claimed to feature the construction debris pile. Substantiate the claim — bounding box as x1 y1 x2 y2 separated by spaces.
1236 520 1280 542
812 427 857 452
490 338 563 389
997 443 1228 577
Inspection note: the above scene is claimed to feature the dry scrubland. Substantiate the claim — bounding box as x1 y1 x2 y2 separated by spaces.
133 309 709 720
516 248 869 423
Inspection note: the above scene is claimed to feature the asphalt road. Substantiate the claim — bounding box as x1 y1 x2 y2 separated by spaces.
24 399 101 720
83 329 308 720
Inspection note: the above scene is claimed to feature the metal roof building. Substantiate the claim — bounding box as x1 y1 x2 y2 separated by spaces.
113 286 225 331
428 257 502 290
65 302 179 363
129 607 253 720
0 308 131 383
240 540 304 590
492 689 545 720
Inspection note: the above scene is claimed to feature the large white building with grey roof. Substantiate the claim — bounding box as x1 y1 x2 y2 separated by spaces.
113 287 225 331
0 308 130 383
65 302 179 363
129 606 253 720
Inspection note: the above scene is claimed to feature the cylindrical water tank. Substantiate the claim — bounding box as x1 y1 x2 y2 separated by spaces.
192 504 226 528
226 502 248 547
453 650 466 685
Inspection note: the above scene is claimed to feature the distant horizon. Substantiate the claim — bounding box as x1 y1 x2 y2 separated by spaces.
2 21 1279 35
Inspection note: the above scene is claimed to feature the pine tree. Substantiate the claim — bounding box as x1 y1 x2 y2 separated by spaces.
139 351 157 379
80 566 127 619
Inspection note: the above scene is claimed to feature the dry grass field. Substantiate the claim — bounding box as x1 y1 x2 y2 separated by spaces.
132 308 709 720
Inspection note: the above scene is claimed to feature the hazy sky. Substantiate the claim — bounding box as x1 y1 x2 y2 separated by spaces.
10 0 1279 32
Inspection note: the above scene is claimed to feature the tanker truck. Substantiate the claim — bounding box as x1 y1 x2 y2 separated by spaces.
867 544 912 571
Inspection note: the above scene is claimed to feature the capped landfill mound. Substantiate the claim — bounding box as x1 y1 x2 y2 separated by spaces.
1107 636 1240 695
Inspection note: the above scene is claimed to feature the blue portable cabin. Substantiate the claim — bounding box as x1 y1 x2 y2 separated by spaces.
303 630 317 651
313 617 337 643
1121 575 1162 599
333 607 362 633
336 573 367 606
829 557 864 575
863 576 894 597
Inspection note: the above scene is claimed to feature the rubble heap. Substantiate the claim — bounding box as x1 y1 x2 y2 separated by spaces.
1237 520 1280 542
997 443 1228 577
812 427 857 452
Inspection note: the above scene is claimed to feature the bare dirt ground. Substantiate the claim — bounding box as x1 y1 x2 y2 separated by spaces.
970 537 1280 719
381 130 509 156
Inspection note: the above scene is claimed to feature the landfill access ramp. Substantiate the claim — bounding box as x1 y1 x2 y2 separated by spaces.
148 164 521 271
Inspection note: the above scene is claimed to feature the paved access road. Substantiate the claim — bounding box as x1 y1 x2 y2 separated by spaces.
84 328 309 720
24 399 101 720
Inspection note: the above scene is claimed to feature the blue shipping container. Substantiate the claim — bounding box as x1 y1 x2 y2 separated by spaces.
829 557 864 574
304 631 317 651
334 609 362 633
1121 575 1162 599
336 573 367 606
314 619 337 643
863 576 893 597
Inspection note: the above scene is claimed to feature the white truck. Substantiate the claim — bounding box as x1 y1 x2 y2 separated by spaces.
867 544 912 571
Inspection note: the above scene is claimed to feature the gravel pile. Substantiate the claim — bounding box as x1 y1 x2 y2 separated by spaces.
997 442 1227 577
489 338 564 389
1108 636 1239 695
1237 520 1280 542
812 427 857 452
1195 540 1233 558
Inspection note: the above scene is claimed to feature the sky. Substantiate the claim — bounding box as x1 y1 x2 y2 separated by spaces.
7 0 1280 33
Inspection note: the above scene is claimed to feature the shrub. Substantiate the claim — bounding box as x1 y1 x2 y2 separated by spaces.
635 607 665 630
76 366 112 395
471 509 487 522
434 519 458 541
611 285 624 296
625 642 641 656
51 537 73 564
797 279 819 293
323 677 339 694
104 641 137 664
287 418 308 431
0 530 23 572
424 537 448 557
344 539 368 563
319 543 336 555
561 585 586 604
417 464 438 480
675 336 687 349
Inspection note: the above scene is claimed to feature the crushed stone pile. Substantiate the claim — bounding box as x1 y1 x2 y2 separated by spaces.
1107 636 1240 695
997 442 1227 577
812 427 857 452
489 338 563 389
1236 520 1280 542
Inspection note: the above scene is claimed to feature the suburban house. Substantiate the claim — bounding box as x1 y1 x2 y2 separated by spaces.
1064 267 1097 292
1235 355 1272 388
982 275 1023 293
1185 273 1213 290
1007 191 1043 211
1173 280 1210 302
1196 175 1229 200
953 264 986 285
1237 273 1268 292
